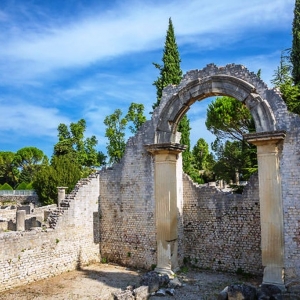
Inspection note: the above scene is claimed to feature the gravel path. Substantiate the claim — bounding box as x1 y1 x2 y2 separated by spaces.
0 263 262 300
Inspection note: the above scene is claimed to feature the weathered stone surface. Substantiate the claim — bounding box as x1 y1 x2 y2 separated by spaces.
228 284 257 300
140 272 160 293
218 286 228 300
112 289 135 300
257 284 282 300
133 285 149 300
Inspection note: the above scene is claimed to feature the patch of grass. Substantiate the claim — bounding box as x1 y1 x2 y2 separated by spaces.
101 257 107 264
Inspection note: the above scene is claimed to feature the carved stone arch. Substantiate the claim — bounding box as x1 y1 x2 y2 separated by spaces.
148 64 286 288
155 74 276 144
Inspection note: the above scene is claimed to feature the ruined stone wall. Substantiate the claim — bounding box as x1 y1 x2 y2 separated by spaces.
99 125 157 270
182 174 262 275
0 174 100 292
0 195 39 205
280 114 300 282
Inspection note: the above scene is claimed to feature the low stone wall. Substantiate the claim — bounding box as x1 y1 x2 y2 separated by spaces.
0 195 39 205
182 173 262 275
0 174 100 292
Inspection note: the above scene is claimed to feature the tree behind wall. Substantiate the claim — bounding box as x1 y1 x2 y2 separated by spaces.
292 0 300 85
152 18 192 173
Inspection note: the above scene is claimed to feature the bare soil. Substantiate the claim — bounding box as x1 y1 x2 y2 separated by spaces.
0 263 262 300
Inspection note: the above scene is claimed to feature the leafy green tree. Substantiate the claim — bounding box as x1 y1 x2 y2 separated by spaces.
192 138 210 171
125 102 146 134
33 155 82 205
205 96 257 182
272 50 300 114
0 151 19 187
54 119 100 168
104 109 128 164
191 138 215 183
104 103 146 164
13 147 48 183
206 96 255 142
292 0 300 85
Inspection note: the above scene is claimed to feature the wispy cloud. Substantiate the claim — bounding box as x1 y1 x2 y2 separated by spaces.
0 101 70 137
0 0 294 83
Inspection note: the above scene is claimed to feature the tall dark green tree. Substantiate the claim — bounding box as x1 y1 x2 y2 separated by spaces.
152 18 182 109
152 18 192 173
291 0 300 85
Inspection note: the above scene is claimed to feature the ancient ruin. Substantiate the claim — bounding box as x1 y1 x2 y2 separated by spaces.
1 64 300 293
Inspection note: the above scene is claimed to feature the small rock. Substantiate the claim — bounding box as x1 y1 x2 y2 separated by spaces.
133 285 149 300
112 289 134 300
166 288 175 296
169 277 182 288
228 283 257 300
156 289 166 296
218 286 228 300
140 271 160 293
258 284 282 300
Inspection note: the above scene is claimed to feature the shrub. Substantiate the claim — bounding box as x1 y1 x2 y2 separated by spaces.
0 183 13 190
16 182 28 190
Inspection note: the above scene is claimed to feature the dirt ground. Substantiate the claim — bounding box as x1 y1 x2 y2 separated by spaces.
0 263 262 300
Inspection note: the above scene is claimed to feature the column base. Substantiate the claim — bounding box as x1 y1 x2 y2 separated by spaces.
155 266 179 276
263 265 285 291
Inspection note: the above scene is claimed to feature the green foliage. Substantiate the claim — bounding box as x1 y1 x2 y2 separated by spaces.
152 18 193 181
0 151 19 187
272 50 300 115
205 96 257 183
104 103 146 164
26 182 33 190
0 183 13 190
206 96 254 142
14 147 48 183
33 155 82 205
292 0 300 85
104 109 127 164
212 139 256 183
191 138 215 183
16 182 28 190
192 138 210 171
152 18 182 110
54 119 101 168
125 102 146 134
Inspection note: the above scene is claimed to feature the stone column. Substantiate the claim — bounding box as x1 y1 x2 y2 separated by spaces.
57 187 68 207
146 143 186 275
245 131 286 288
16 210 25 231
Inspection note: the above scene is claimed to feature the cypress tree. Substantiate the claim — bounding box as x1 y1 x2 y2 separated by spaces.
152 18 192 173
152 18 182 109
291 0 300 85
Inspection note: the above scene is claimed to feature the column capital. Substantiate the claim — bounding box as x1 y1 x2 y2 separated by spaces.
244 131 286 146
145 143 186 155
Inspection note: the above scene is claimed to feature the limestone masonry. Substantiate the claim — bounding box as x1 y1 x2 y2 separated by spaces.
1 63 300 292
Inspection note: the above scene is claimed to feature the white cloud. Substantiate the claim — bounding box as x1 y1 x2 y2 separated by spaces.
0 0 294 82
0 102 70 138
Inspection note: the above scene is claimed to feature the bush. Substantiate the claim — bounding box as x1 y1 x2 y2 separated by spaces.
16 182 28 190
0 183 13 190
33 155 82 205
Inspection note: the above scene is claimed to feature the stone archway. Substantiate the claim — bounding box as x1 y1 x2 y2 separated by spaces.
147 64 286 287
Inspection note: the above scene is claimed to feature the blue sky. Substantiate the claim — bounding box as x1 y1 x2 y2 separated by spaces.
0 0 294 159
